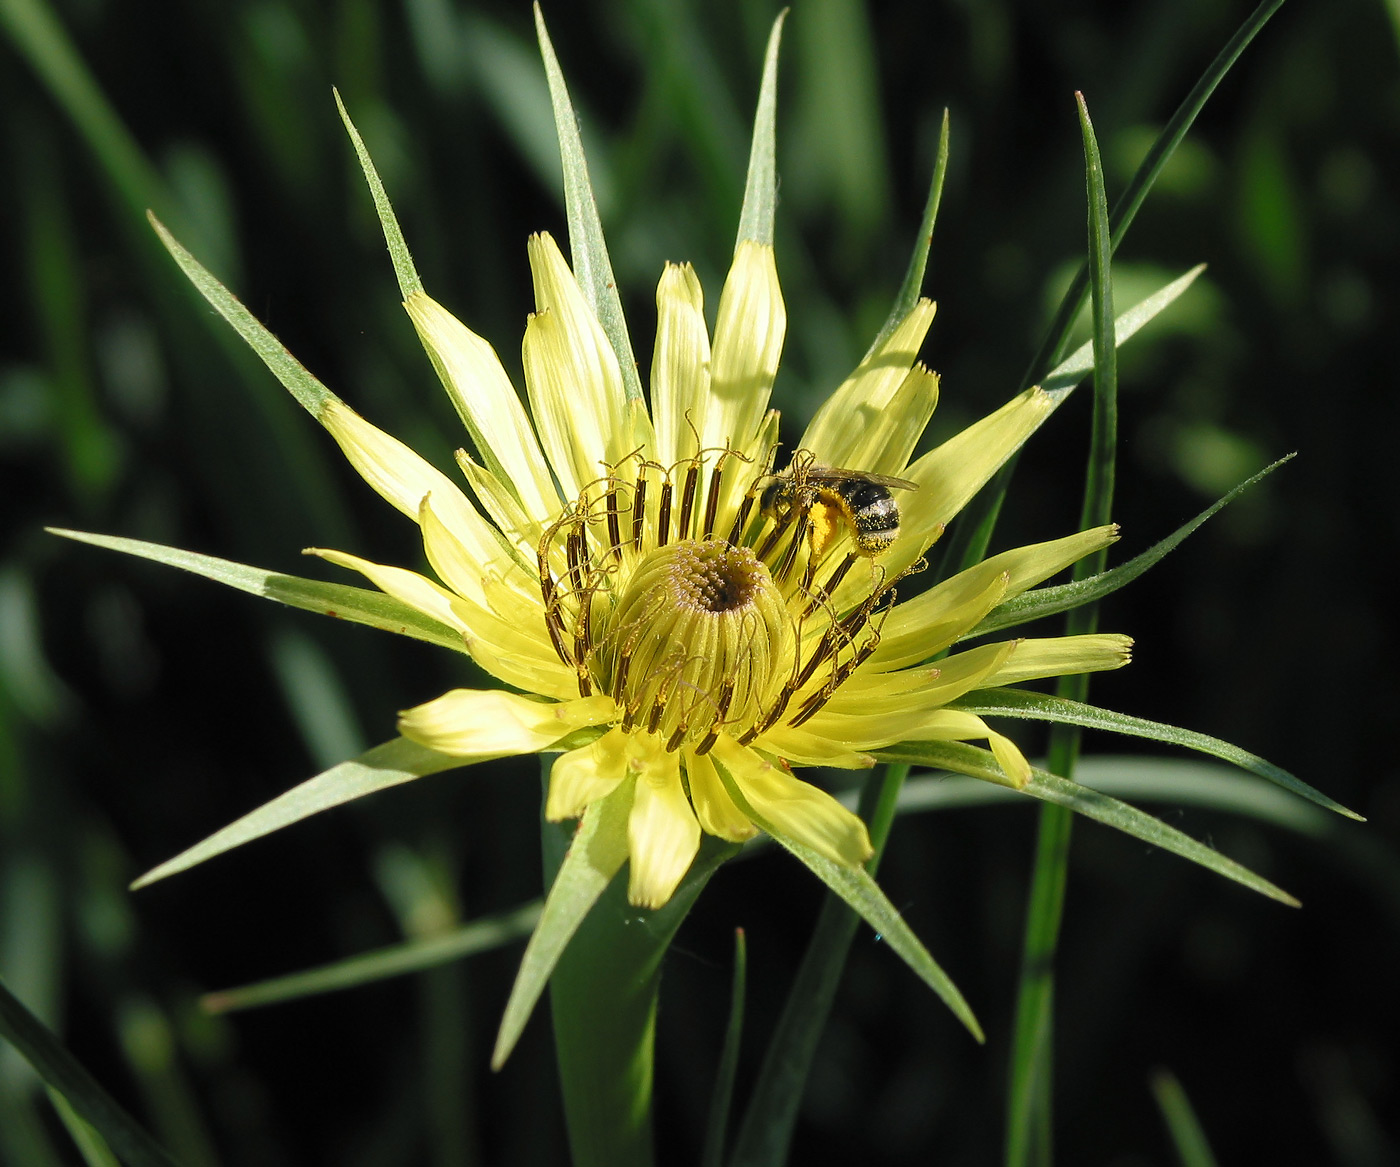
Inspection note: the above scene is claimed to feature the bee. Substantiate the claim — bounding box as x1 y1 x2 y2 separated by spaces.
758 460 919 561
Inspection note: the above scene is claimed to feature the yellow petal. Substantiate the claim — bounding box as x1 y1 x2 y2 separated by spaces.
867 571 1010 671
321 399 502 605
710 736 873 868
522 233 631 500
979 634 1133 687
799 299 937 468
627 735 701 908
684 750 757 842
651 262 710 470
546 726 630 820
307 547 469 636
899 709 1031 789
708 241 785 455
871 525 1119 669
398 690 614 760
404 292 558 521
893 385 1057 571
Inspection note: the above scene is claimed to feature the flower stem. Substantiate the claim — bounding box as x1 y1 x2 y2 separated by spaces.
542 763 736 1167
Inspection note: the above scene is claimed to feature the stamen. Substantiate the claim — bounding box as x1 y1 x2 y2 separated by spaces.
677 462 699 541
605 483 623 564
631 471 648 550
658 478 673 547
701 461 724 540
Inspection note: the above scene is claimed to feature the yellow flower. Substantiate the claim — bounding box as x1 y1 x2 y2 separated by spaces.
309 228 1130 909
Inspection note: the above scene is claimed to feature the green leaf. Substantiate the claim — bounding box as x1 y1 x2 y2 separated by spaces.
147 212 339 419
735 11 785 248
700 929 746 1167
965 454 1294 638
49 529 467 655
1042 264 1205 399
335 88 423 298
0 976 183 1167
1151 1069 1221 1167
934 265 1204 582
46 1091 121 1167
550 830 736 1167
533 3 642 404
864 108 950 360
949 686 1361 820
1021 0 1288 385
201 900 542 1012
131 737 465 889
876 741 1299 906
729 764 913 1167
714 764 982 1042
492 782 632 1069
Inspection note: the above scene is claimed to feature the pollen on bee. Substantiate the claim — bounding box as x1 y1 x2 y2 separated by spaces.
805 500 842 563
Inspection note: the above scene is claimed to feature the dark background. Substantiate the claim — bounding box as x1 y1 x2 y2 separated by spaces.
2 0 1396 1163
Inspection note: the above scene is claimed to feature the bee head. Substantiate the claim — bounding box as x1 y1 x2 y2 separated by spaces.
757 478 796 522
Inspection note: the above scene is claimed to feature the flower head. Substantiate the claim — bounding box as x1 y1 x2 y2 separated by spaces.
313 227 1130 908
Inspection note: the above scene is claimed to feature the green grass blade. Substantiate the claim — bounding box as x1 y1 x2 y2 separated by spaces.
48 529 466 655
131 738 465 889
47 1089 122 1167
147 214 338 419
864 109 950 359
716 764 982 1050
934 264 1203 583
0 0 170 230
966 455 1293 638
334 89 423 298
1021 0 1288 385
1042 264 1206 398
0 976 183 1167
949 687 1360 820
201 900 542 1013
700 929 746 1167
735 11 785 248
1005 93 1118 1167
877 742 1299 906
1151 1070 1220 1167
492 782 631 1070
533 3 642 403
729 763 916 1167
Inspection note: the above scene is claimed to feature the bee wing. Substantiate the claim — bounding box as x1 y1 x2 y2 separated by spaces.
801 467 920 491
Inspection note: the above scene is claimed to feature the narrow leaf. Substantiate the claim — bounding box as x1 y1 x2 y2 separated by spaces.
492 783 631 1069
0 976 183 1167
865 108 950 359
948 687 1360 819
965 454 1293 638
48 529 466 655
730 764 912 1167
131 738 465 889
1043 265 1205 398
876 741 1299 905
1151 1070 1221 1167
334 89 423 298
701 929 747 1167
935 265 1204 581
533 3 642 403
735 11 786 247
1022 0 1288 386
147 212 338 419
201 900 542 1013
715 765 982 1041
46 1091 121 1167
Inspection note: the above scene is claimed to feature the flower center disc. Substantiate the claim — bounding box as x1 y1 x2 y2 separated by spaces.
599 539 790 750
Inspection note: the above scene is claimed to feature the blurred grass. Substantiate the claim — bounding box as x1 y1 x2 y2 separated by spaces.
2 0 1398 1164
